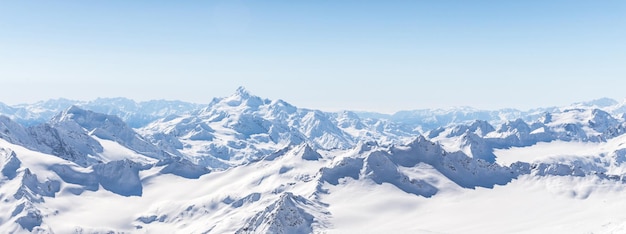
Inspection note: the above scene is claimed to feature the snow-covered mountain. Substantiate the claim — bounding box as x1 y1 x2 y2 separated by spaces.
138 87 412 169
2 88 626 233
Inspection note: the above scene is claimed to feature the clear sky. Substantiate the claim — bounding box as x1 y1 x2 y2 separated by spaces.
1 1 624 113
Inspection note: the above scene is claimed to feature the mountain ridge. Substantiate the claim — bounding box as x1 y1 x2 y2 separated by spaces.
2 89 626 233
4 88 626 130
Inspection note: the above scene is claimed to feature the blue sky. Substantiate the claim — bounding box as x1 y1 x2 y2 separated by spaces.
1 1 624 113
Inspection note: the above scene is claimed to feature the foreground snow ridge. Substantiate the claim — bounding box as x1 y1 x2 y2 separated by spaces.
2 88 626 233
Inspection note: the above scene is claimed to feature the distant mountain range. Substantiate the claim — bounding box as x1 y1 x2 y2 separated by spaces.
3 88 626 130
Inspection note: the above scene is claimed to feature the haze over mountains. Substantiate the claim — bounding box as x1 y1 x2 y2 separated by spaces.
1 87 626 233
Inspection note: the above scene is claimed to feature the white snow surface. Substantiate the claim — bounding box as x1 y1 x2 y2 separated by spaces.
2 135 626 233
3 91 626 233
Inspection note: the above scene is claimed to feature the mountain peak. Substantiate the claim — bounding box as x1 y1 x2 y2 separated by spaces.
237 192 329 234
235 86 251 98
218 86 266 108
50 105 86 123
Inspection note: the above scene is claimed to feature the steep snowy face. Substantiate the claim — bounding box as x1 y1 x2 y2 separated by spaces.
0 106 171 167
466 120 496 136
0 114 105 167
221 86 265 109
28 122 104 166
429 108 626 166
458 132 497 162
430 120 496 139
588 109 619 133
0 148 20 179
0 148 60 233
335 111 365 130
237 192 331 234
543 108 623 141
50 106 172 161
0 170 59 233
0 116 34 146
318 136 516 199
497 118 532 135
157 157 211 179
331 111 415 145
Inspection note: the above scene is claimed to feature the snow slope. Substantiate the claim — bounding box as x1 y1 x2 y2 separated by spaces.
3 133 626 233
2 90 626 233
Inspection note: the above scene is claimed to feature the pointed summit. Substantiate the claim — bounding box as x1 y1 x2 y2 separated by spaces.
221 86 265 108
235 86 251 98
294 143 322 161
50 105 84 123
237 192 330 234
